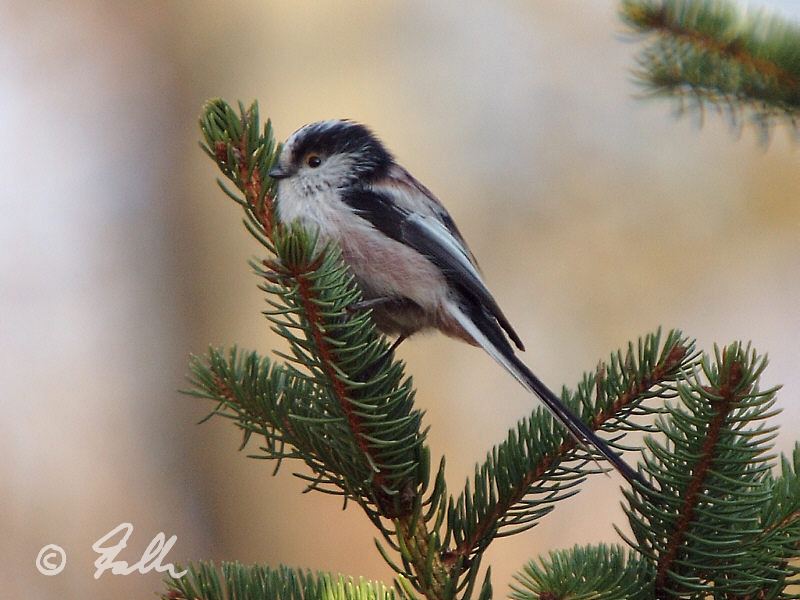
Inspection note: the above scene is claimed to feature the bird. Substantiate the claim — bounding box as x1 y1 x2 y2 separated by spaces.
268 119 643 487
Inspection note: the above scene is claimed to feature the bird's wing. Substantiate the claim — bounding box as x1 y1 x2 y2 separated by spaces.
341 185 524 351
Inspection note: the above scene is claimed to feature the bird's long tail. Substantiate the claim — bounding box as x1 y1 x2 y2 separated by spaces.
449 304 645 488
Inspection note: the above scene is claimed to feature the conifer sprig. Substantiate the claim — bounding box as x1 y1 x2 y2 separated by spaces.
163 563 399 600
194 100 428 522
621 0 800 135
447 330 694 566
510 544 652 600
507 346 799 600
199 99 281 249
622 343 790 598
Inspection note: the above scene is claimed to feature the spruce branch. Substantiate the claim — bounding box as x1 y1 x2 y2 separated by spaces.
199 99 280 246
756 444 800 595
198 100 427 519
508 344 800 600
510 544 653 600
186 225 428 520
163 563 398 600
448 329 695 567
621 0 800 136
622 342 790 598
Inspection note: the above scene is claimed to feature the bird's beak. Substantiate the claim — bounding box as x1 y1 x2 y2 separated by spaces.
269 164 290 180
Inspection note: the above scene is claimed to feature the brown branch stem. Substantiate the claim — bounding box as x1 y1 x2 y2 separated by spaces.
654 357 747 598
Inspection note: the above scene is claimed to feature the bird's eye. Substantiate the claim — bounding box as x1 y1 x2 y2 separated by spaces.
306 154 322 168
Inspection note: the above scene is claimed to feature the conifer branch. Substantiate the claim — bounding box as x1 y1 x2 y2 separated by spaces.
621 0 800 136
163 563 399 600
199 99 279 242
510 544 652 600
755 445 800 592
198 100 428 520
448 330 694 566
622 343 787 598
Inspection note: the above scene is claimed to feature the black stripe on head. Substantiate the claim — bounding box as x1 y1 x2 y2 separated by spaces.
290 120 394 182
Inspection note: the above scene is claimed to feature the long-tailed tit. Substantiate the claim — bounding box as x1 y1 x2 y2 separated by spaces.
268 120 642 487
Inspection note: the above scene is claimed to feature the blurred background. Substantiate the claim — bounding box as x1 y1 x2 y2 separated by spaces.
2 1 799 598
